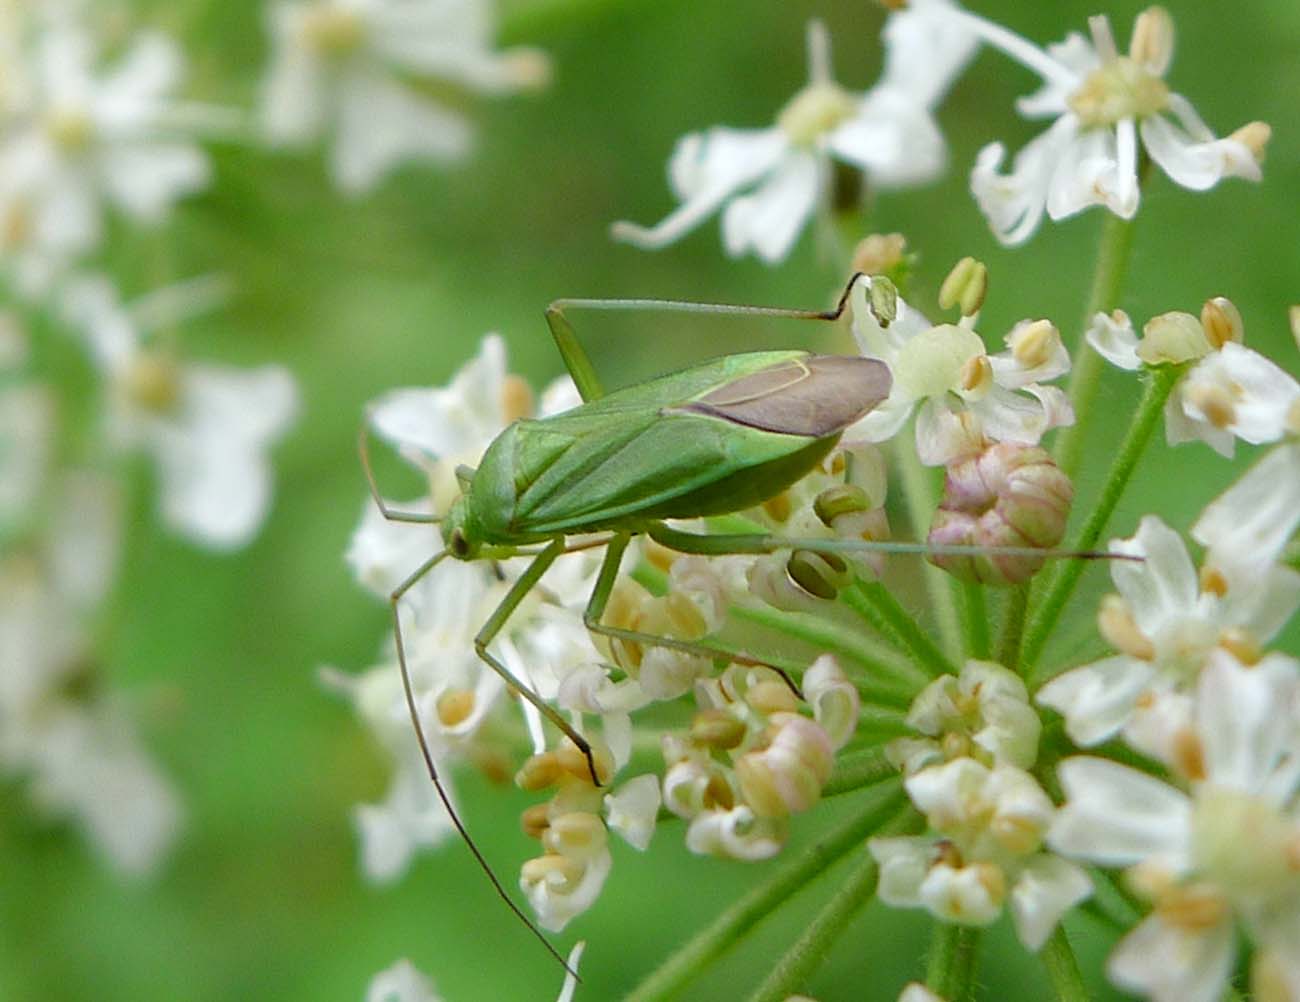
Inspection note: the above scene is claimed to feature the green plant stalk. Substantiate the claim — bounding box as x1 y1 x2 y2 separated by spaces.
891 437 963 660
997 584 1030 671
744 809 918 1002
823 747 896 798
624 783 908 1002
962 582 990 660
1054 211 1139 479
1039 926 1089 1002
1021 365 1183 684
926 923 981 1001
844 581 958 679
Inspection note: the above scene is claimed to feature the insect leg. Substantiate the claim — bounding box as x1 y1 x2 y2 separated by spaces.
359 412 439 524
582 533 805 697
388 549 576 975
473 538 606 786
544 271 870 404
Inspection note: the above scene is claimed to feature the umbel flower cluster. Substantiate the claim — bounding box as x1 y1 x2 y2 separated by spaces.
0 0 535 884
334 2 1298 1001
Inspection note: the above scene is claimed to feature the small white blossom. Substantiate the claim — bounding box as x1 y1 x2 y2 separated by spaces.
1038 515 1300 761
520 830 612 933
872 757 1091 949
1192 441 1300 580
1167 342 1300 458
0 24 224 293
959 6 1267 245
63 276 299 549
849 278 1072 465
685 804 786 862
612 11 975 263
261 0 549 194
887 660 1041 774
898 986 945 1002
603 773 661 851
366 958 443 1002
1049 652 1300 1002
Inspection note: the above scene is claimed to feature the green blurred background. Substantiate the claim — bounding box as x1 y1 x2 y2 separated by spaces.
2 0 1297 998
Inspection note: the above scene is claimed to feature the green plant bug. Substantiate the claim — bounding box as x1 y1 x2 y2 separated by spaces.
358 272 1122 971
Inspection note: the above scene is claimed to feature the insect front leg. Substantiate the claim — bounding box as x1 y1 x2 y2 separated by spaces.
387 550 573 972
583 532 805 697
359 413 440 524
473 537 607 787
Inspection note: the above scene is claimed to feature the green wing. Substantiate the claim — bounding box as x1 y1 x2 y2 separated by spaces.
469 351 890 539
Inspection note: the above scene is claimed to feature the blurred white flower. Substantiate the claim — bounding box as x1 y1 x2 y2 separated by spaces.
260 0 549 194
0 23 225 294
1192 441 1300 581
62 276 299 549
871 757 1091 949
1038 515 1300 762
612 9 976 263
366 958 443 1002
849 278 1072 465
0 382 54 526
960 6 1268 245
1050 652 1300 1002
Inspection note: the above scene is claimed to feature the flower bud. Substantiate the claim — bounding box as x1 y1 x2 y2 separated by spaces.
939 257 988 317
555 738 615 787
851 232 907 277
735 713 834 817
814 484 870 526
516 752 564 792
803 655 860 750
521 803 552 839
1138 311 1211 365
928 444 1073 585
1199 297 1244 350
787 549 852 600
436 688 475 728
746 678 800 716
542 811 608 862
690 708 747 750
1006 319 1061 370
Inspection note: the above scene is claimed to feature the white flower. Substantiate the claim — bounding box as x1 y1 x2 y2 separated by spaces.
899 986 945 1002
611 11 975 263
1038 516 1300 761
62 276 299 549
871 757 1091 949
0 382 54 525
0 24 223 292
603 774 660 851
261 0 549 194
1192 441 1300 581
887 659 1041 774
849 278 1072 465
1167 342 1300 458
366 958 443 1002
685 805 786 861
1049 652 1300 1002
520 833 612 933
960 6 1268 245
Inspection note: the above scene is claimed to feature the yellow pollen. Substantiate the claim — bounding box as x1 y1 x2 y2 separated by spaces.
1069 57 1171 127
515 751 563 791
521 803 551 839
1199 565 1229 598
939 257 988 316
690 709 747 750
1134 689 1156 710
1171 729 1207 782
1186 383 1236 429
973 862 1007 903
1218 626 1262 666
435 688 475 727
125 352 183 414
704 772 735 811
555 740 613 786
776 81 856 146
959 354 993 395
1200 297 1244 349
1155 883 1229 931
1230 121 1272 161
521 852 581 888
762 491 793 523
1009 320 1059 369
500 375 534 424
746 679 799 716
992 814 1044 856
1098 594 1156 660
301 5 365 55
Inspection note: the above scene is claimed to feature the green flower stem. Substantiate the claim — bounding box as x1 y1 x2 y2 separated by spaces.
823 747 895 797
1039 927 1089 1002
890 438 963 660
1021 365 1183 685
962 582 990 660
925 923 981 1001
624 783 908 1002
730 603 926 697
744 808 917 1002
997 584 1030 671
1054 211 1140 479
844 581 958 679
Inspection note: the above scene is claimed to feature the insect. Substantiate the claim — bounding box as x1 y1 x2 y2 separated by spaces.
359 273 1110 970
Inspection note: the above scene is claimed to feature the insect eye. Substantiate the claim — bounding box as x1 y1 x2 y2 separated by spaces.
450 528 470 558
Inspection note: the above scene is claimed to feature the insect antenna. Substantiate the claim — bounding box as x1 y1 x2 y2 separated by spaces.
359 411 441 525
389 548 579 979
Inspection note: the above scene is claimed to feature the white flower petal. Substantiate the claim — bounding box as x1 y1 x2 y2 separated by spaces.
1107 912 1235 1002
604 774 661 851
1193 442 1300 572
870 835 936 908
720 150 820 264
1085 309 1142 370
970 116 1078 247
1141 107 1261 192
1197 649 1297 795
1050 757 1191 869
917 862 1003 926
1037 656 1154 747
100 142 211 221
522 844 612 933
877 0 978 109
686 806 785 861
1110 517 1199 638
1180 343 1300 446
366 958 443 1002
1010 855 1092 950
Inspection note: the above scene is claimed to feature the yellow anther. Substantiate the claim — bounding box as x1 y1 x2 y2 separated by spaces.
1171 728 1207 782
973 862 1007 905
125 352 183 414
777 82 856 146
939 257 988 316
500 375 534 424
761 491 793 523
851 232 907 276
1155 883 1229 931
1218 626 1262 666
1229 121 1271 162
1129 6 1175 75
746 679 799 716
958 353 993 396
690 709 747 750
516 751 564 791
1099 593 1156 659
435 688 475 728
1008 319 1060 370
1198 565 1229 599
1186 383 1237 429
520 852 582 888
46 107 94 153
1200 297 1244 349
521 803 551 839
554 739 614 787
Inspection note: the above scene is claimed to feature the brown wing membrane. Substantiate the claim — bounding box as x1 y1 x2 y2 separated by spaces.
677 355 892 437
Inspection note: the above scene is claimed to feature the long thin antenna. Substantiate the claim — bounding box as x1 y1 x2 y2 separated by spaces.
388 549 579 979
359 411 440 525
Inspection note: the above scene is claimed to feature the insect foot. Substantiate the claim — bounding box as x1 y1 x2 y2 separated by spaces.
927 443 1074 585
